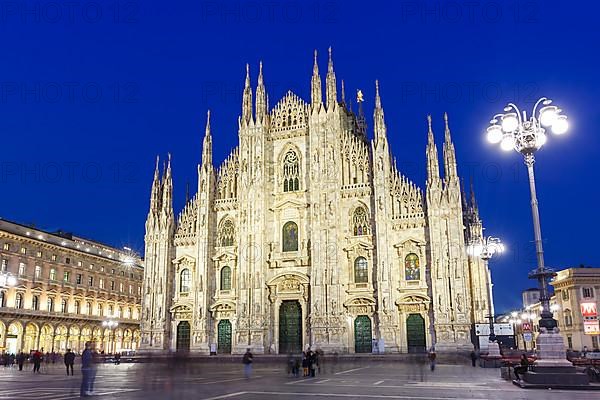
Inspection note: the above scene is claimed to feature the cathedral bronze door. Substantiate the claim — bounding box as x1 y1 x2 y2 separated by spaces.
217 319 232 354
279 300 302 354
354 315 372 353
406 314 426 353
176 321 190 352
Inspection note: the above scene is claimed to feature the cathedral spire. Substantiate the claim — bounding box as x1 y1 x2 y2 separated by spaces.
242 63 253 124
325 46 337 110
341 79 346 106
202 110 213 167
426 115 441 184
469 177 479 217
443 112 458 180
311 49 323 108
149 155 162 213
255 61 267 122
373 80 387 146
161 153 174 219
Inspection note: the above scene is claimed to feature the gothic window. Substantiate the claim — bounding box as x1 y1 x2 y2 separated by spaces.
220 266 232 291
219 220 235 247
354 257 368 283
352 206 370 236
180 269 191 293
32 295 39 310
15 293 23 309
282 222 299 252
282 150 300 192
405 253 420 281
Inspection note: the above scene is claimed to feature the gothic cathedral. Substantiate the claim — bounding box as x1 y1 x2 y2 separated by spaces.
140 49 492 354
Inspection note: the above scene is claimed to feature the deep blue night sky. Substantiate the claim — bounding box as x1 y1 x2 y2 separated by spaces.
1 1 599 313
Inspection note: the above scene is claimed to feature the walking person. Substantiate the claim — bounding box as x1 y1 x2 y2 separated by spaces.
242 348 253 379
80 342 98 397
470 350 478 367
428 348 437 371
16 352 26 371
64 349 75 376
32 349 42 373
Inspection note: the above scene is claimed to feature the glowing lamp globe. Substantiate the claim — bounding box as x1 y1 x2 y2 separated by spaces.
500 135 515 151
501 114 519 132
552 116 568 135
539 106 558 127
535 132 547 148
486 125 503 144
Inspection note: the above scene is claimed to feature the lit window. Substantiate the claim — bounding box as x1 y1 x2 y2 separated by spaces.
61 299 67 313
76 274 82 284
15 293 23 309
63 271 70 282
86 301 92 315
20 247 26 254
1 259 7 272
120 282 124 292
99 278 104 289
354 257 368 283
47 297 54 312
77 261 82 267
180 269 191 293
49 268 56 281
2 243 10 251
18 262 25 276
51 254 57 261
129 285 133 294
220 266 231 290
35 265 41 279
88 276 94 286
36 251 42 257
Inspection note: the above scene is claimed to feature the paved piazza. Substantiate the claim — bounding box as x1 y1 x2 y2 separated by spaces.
0 359 594 399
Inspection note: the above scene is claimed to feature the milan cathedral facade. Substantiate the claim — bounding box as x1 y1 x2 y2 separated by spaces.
140 49 493 354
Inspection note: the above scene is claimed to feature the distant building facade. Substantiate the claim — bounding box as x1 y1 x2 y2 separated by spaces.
0 218 143 354
140 51 494 355
522 288 541 309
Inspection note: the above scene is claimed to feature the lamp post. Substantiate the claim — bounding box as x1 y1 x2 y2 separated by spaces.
486 97 568 331
468 236 504 343
0 272 17 288
102 320 118 354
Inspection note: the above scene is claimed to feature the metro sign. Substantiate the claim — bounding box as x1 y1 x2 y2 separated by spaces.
581 302 598 317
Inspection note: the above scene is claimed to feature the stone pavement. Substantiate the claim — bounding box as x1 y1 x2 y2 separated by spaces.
0 359 597 399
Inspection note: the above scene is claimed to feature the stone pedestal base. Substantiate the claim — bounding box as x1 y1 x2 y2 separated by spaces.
487 342 501 358
519 329 590 388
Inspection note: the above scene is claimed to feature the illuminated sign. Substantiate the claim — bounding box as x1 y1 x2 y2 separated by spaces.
584 320 600 335
581 302 598 317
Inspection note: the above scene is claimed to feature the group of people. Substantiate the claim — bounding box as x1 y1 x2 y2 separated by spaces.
285 349 322 378
1 348 77 375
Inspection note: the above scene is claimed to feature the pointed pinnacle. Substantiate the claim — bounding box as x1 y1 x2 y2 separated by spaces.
258 61 263 84
154 155 160 179
375 80 381 109
427 115 435 143
328 46 334 72
444 112 452 142
205 110 211 136
245 63 250 87
341 80 345 102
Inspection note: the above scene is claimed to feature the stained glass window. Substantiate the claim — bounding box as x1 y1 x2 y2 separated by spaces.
180 269 191 293
354 257 368 283
352 206 370 236
220 266 231 290
282 222 299 252
220 220 235 247
405 253 420 281
283 150 300 192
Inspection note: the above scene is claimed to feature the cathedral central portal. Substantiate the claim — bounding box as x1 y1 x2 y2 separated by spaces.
279 300 302 354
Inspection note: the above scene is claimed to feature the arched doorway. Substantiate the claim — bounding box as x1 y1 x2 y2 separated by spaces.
354 315 372 353
176 321 191 352
6 322 22 354
39 325 54 352
217 320 232 354
279 300 302 354
24 323 39 353
406 313 426 353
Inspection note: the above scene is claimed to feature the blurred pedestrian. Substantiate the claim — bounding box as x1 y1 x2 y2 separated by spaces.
64 349 75 376
428 348 437 371
302 352 308 376
16 352 26 371
80 341 98 396
242 348 253 379
470 350 477 367
32 349 42 373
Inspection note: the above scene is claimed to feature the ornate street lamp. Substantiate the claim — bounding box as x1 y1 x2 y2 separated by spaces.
102 320 119 354
468 237 504 343
0 272 17 288
486 97 568 331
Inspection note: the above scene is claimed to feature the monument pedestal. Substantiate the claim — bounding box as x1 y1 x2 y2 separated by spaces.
480 341 502 368
516 328 591 389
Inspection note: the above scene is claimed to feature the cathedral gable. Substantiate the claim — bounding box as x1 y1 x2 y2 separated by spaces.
269 91 309 139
